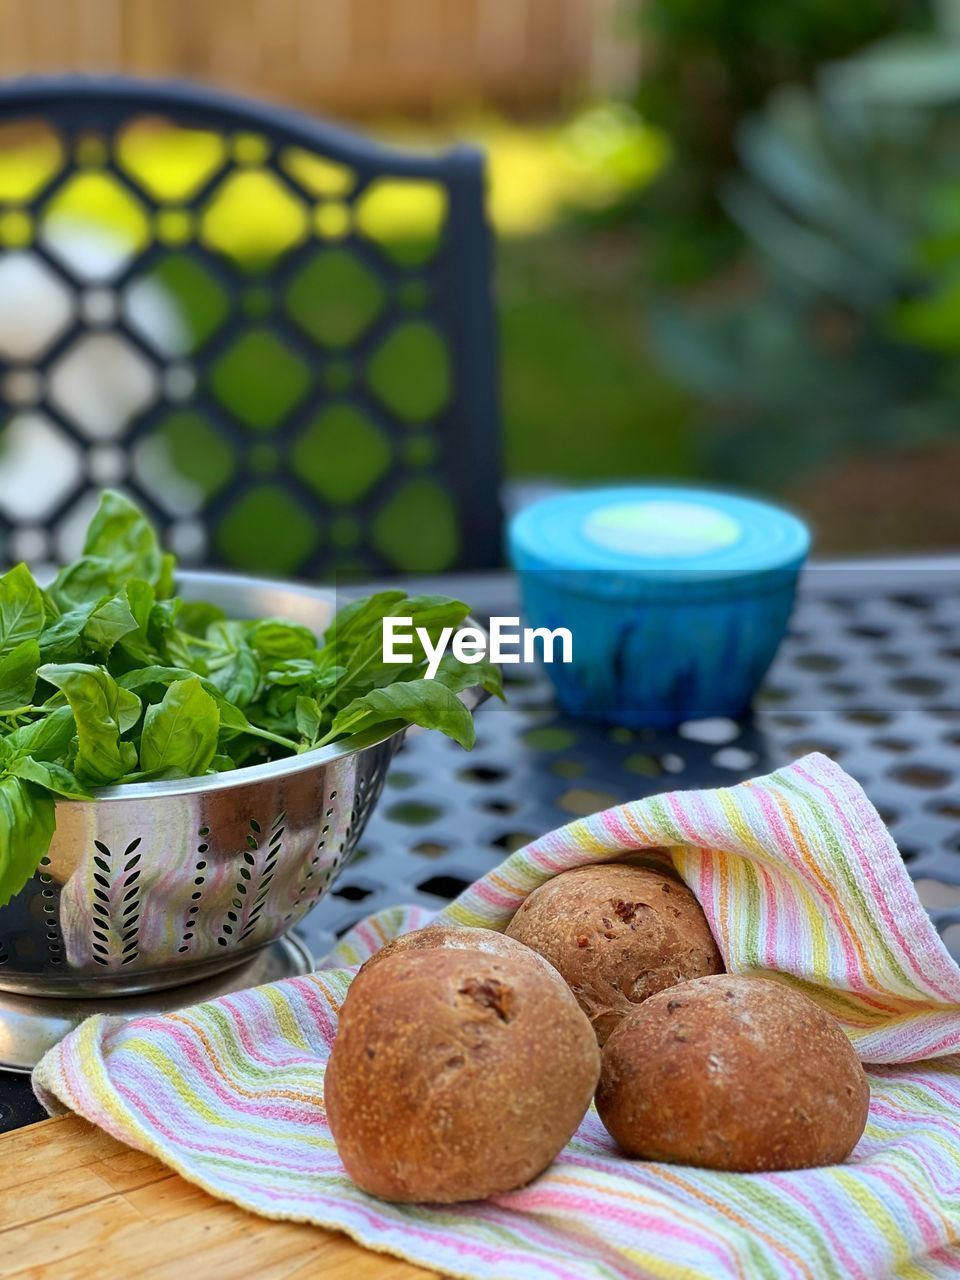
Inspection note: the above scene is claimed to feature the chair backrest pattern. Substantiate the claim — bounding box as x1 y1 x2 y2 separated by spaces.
0 76 501 577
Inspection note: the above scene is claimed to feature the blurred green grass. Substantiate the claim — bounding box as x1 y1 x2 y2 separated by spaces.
499 230 692 482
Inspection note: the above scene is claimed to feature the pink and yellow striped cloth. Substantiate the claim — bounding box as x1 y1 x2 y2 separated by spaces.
33 753 960 1279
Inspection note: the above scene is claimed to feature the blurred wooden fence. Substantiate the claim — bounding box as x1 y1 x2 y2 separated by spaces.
0 0 636 116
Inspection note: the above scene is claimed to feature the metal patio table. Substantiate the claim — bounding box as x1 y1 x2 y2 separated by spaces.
2 554 958 1131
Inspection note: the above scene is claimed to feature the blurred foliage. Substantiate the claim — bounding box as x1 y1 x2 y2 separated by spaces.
652 27 960 489
499 232 691 481
380 104 668 236
634 0 929 279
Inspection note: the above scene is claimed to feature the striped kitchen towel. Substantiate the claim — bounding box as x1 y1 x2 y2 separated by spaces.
33 754 960 1280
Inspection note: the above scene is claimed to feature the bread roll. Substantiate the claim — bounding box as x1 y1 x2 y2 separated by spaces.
596 975 870 1172
358 924 566 989
326 946 600 1202
505 862 723 1044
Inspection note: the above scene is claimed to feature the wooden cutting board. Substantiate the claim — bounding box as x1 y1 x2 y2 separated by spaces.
0 1115 434 1278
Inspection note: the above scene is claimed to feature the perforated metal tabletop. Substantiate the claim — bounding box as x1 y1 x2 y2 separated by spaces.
298 561 960 956
3 558 958 1130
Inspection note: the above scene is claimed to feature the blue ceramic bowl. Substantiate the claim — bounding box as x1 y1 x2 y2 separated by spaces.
508 486 810 729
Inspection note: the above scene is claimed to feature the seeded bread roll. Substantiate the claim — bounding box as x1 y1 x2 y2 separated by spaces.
596 975 870 1172
326 946 600 1202
505 862 724 1044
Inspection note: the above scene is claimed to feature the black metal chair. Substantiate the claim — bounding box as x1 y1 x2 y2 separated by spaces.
0 76 501 577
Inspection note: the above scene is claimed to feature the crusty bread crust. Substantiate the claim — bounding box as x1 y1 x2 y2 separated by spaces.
326 945 601 1202
596 975 870 1172
357 924 569 991
505 863 724 1045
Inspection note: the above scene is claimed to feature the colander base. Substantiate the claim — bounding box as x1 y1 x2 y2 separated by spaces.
0 932 313 1072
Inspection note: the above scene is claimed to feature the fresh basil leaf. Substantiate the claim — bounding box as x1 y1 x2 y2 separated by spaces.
321 589 407 654
117 665 197 695
150 596 181 631
6 757 92 800
404 595 473 627
428 654 505 701
81 490 163 585
264 660 344 690
322 593 473 704
213 698 298 750
40 587 60 624
0 639 39 712
49 557 115 609
373 653 504 703
4 707 76 762
295 695 323 743
110 580 160 666
126 579 155 623
206 622 259 707
366 595 471 662
208 619 251 646
249 686 295 736
38 663 141 786
139 677 220 777
218 734 271 768
50 492 165 608
155 552 177 600
251 618 317 661
0 776 55 906
161 626 208 672
320 679 475 750
207 647 258 707
0 564 44 656
84 591 140 654
39 602 96 661
117 666 296 752
177 601 225 637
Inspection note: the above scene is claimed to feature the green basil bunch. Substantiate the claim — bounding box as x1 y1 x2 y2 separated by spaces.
0 491 501 906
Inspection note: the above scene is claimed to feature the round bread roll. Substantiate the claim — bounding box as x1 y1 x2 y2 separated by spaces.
358 924 565 986
505 862 724 1044
596 975 869 1172
326 946 600 1202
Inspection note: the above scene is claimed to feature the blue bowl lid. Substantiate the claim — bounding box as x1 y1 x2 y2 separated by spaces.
508 486 810 584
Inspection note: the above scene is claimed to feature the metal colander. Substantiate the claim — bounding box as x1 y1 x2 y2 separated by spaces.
0 571 465 998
